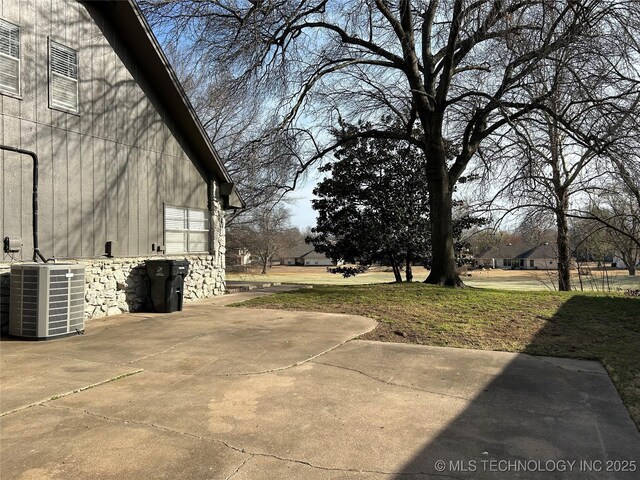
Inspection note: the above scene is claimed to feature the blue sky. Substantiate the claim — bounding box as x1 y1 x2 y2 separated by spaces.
285 177 318 230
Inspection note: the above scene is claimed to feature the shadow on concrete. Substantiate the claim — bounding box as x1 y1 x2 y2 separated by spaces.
393 294 640 479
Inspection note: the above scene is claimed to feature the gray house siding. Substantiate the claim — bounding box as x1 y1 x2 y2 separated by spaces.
1 0 210 261
0 0 230 327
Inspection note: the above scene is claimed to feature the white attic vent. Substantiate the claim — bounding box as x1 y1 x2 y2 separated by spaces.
49 40 78 112
0 18 20 95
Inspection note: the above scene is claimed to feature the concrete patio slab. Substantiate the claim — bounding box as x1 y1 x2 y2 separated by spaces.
1 288 638 479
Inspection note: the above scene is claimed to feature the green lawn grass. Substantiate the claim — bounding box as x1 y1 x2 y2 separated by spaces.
235 283 640 429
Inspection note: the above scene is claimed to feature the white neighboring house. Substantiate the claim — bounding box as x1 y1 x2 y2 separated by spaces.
303 251 336 266
613 256 626 268
228 248 251 266
477 242 562 270
612 256 640 269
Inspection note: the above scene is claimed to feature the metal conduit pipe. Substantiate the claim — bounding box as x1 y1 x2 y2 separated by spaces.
0 144 49 263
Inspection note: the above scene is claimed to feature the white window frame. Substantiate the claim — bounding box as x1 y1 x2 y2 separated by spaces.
48 38 79 113
164 205 210 254
0 18 21 97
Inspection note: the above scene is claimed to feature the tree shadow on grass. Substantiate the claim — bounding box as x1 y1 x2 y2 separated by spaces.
392 294 640 479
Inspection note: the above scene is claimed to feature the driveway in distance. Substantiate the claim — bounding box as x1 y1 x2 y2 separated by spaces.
1 287 639 479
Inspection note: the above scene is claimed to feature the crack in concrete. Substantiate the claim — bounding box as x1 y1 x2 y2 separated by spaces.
185 325 377 378
42 404 439 477
115 314 375 378
119 334 209 366
311 360 474 402
224 455 254 480
311 361 598 419
0 369 144 418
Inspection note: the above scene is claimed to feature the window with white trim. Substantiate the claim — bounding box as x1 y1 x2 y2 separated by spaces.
49 40 78 112
164 206 210 254
0 19 20 95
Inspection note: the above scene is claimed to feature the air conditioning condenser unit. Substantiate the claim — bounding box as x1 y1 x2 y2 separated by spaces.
9 263 85 339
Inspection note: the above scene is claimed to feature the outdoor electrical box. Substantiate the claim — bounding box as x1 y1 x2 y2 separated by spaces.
3 236 22 253
146 259 189 313
105 241 116 257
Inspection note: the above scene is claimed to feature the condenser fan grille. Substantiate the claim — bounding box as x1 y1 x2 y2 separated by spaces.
9 264 85 339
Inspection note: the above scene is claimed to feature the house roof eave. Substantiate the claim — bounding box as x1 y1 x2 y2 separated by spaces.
86 0 233 185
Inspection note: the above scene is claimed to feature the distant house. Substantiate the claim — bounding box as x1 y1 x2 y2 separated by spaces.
0 0 243 325
303 250 336 267
280 244 337 266
477 242 561 270
280 244 314 266
227 248 252 267
612 256 640 269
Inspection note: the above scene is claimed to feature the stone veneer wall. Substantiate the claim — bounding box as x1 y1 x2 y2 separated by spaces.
0 254 224 334
81 254 225 318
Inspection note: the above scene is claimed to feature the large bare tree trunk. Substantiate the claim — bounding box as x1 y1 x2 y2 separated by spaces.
424 147 463 287
555 201 572 291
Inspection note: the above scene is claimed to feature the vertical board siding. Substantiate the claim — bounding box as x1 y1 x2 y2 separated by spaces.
67 130 82 255
138 147 149 253
116 142 128 253
1 0 210 261
127 146 139 255
2 116 22 258
80 133 93 256
36 124 54 257
104 140 118 251
52 126 68 257
148 150 159 247
92 136 106 255
20 119 37 258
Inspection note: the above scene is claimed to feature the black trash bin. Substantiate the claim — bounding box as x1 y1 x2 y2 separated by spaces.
146 259 190 313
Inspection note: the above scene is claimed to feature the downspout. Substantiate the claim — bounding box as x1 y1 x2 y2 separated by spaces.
0 144 49 263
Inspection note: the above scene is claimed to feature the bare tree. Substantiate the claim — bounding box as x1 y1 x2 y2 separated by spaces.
228 205 298 274
587 186 640 276
481 6 639 290
142 0 638 286
491 109 604 290
157 34 302 222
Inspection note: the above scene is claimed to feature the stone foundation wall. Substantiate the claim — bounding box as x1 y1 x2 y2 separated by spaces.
82 254 225 318
0 254 225 334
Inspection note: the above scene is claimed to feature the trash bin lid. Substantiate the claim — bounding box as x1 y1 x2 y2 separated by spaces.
169 259 190 266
